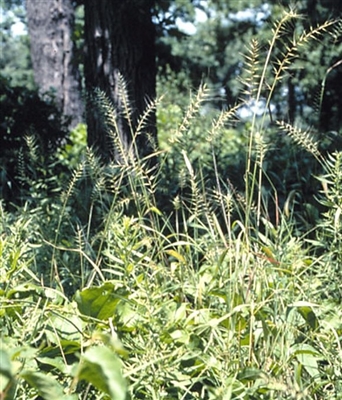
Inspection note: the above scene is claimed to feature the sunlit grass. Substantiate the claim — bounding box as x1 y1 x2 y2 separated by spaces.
1 8 342 400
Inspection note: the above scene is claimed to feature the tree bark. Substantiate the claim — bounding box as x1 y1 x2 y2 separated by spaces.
26 0 83 127
83 0 157 163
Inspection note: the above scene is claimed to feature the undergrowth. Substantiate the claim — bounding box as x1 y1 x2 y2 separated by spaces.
1 8 342 400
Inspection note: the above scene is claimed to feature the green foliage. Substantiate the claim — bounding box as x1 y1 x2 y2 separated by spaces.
308 151 342 302
157 0 342 132
156 73 247 223
3 0 342 132
0 0 34 88
0 205 127 399
318 152 342 266
1 6 342 399
77 346 127 399
58 123 87 170
0 77 70 206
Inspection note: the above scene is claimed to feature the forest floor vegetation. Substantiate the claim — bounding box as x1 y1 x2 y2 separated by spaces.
1 9 342 400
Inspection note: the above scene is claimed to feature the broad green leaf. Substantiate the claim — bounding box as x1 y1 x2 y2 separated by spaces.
117 301 140 329
74 283 121 320
174 303 187 322
36 356 74 375
39 341 81 358
297 306 319 330
170 329 190 344
77 346 126 400
237 367 264 382
6 283 41 299
291 344 321 378
288 301 319 330
45 313 83 343
239 333 252 346
21 371 76 400
10 346 38 363
0 378 17 400
0 350 17 400
0 350 12 380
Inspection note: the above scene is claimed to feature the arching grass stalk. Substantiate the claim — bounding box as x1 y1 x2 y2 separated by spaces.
245 9 338 232
319 58 342 119
50 161 85 286
245 9 301 231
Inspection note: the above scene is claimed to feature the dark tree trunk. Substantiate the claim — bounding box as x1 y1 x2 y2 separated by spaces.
83 0 157 163
26 0 83 127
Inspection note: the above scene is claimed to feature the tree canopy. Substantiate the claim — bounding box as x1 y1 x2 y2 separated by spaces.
1 0 341 168
2 0 341 131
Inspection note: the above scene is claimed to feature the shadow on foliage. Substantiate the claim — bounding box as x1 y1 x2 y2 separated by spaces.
0 75 70 207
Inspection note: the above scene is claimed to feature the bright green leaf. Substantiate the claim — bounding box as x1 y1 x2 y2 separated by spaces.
170 329 190 344
174 303 187 322
288 301 319 330
237 367 264 382
74 283 121 320
0 350 17 400
297 306 319 330
117 302 140 329
77 346 126 400
291 344 322 378
21 371 74 400
35 356 73 375
0 350 12 380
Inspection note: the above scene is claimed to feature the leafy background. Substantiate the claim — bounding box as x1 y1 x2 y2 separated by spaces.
1 1 342 399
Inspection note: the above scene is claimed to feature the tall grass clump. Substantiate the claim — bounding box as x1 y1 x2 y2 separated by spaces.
1 7 342 400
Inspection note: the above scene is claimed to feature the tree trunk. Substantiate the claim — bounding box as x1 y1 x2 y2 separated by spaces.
84 0 157 163
26 0 83 127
